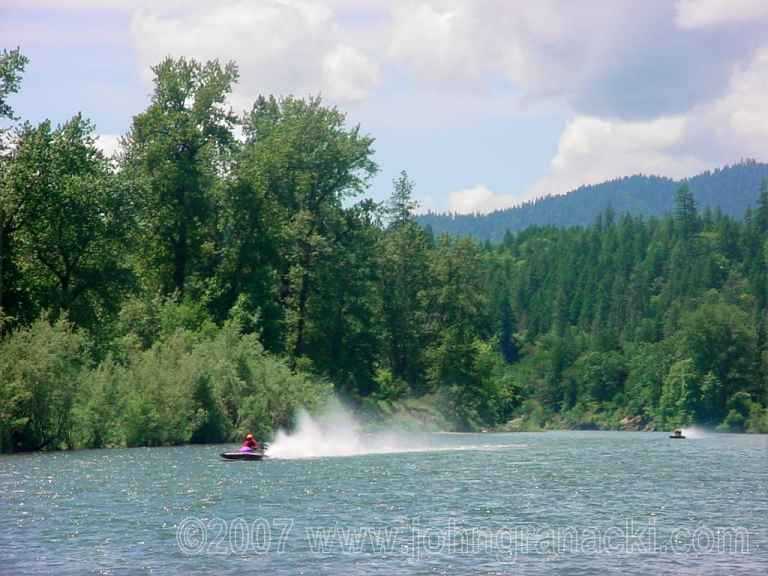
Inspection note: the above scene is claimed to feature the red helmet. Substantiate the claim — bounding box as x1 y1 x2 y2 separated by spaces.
246 433 254 440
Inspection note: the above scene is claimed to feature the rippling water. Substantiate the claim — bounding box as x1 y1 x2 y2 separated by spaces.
1 431 766 575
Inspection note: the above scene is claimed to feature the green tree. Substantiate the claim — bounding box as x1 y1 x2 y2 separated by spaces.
122 57 239 297
566 350 627 403
674 183 698 242
499 292 519 363
241 95 377 360
755 179 768 234
9 116 131 327
0 47 28 322
378 171 430 391
386 170 419 227
678 300 758 422
0 48 27 121
0 124 37 322
424 237 489 400
624 341 673 417
304 199 383 396
658 358 697 428
0 316 88 451
210 145 283 339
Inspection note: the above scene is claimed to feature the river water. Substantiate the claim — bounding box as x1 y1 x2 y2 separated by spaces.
1 431 766 575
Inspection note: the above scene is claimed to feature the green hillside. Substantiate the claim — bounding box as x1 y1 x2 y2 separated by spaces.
418 161 768 241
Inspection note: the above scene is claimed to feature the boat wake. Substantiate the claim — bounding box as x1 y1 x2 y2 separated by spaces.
680 426 707 439
265 400 525 459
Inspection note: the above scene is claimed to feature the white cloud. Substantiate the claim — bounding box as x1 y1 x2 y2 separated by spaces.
387 1 761 120
322 44 380 102
1 0 131 6
389 2 478 81
388 2 623 99
527 43 768 200
680 45 768 165
448 184 517 214
527 115 707 200
675 0 768 28
5 0 393 9
95 134 122 159
710 47 768 140
129 0 379 108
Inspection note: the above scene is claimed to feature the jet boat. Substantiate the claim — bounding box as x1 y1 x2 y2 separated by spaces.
220 447 267 460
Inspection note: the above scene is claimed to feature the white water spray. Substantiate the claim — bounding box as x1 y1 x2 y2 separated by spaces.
266 399 428 459
680 426 707 439
265 399 526 459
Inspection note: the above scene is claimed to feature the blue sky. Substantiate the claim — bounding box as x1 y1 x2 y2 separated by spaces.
2 0 767 213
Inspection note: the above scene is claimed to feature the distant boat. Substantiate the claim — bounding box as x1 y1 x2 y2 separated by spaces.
669 429 686 439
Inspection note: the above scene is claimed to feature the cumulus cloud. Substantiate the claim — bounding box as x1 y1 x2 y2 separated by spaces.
710 47 768 141
527 43 768 200
448 185 517 214
675 0 768 29
388 1 762 119
686 45 768 164
129 0 379 108
322 44 380 102
389 2 479 81
527 116 707 200
5 0 382 107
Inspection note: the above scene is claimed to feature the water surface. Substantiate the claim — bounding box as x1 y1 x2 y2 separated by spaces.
1 431 766 575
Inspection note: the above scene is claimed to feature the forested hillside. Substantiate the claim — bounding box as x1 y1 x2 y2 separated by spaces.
1 52 767 452
418 161 768 242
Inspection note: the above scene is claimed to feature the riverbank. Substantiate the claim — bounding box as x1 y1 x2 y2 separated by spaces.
4 392 767 456
360 395 768 435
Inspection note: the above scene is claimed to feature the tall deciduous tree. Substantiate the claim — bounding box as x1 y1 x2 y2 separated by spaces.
122 57 239 297
241 95 377 360
678 300 758 422
0 47 28 321
9 116 131 327
307 199 383 394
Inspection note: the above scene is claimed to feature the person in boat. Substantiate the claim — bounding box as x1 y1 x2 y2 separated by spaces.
240 433 261 452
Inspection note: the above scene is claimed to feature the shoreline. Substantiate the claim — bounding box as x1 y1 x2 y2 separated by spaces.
3 427 767 456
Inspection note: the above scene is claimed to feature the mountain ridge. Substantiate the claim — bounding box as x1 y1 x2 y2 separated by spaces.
417 160 768 242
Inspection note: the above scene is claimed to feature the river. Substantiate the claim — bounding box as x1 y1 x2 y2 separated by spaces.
1 431 766 575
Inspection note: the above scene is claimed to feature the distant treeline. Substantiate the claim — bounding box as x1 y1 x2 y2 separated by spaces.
1 51 767 452
418 161 768 242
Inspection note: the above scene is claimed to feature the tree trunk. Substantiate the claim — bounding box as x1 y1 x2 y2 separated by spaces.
60 273 70 314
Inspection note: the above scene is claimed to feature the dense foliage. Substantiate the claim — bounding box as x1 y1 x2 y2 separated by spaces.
418 162 768 242
1 53 767 451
